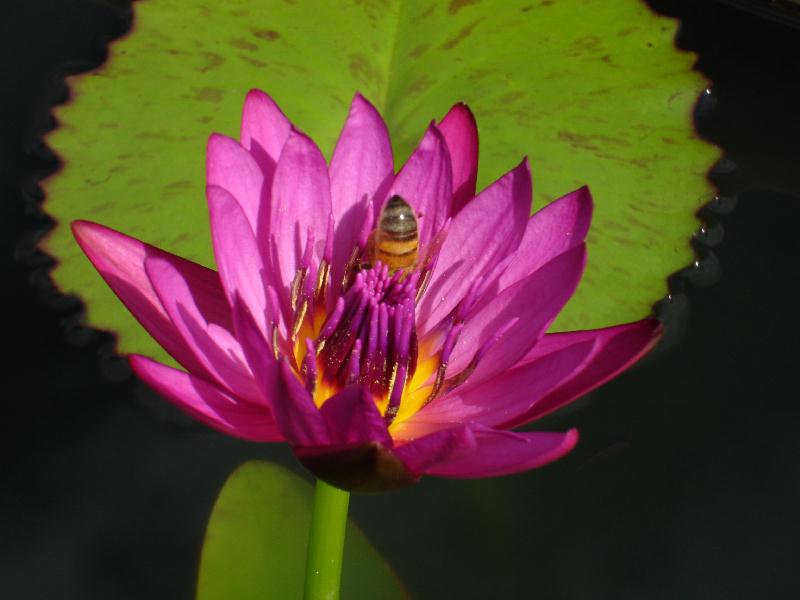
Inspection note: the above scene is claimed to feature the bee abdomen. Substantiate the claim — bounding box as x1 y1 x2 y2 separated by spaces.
372 195 419 274
380 196 418 237
374 237 418 258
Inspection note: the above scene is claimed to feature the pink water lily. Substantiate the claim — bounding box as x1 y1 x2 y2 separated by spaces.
72 90 660 492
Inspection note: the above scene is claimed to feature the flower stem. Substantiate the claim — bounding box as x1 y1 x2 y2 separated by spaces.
303 479 351 600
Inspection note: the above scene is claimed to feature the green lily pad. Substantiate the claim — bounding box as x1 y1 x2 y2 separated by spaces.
44 0 717 364
196 461 407 600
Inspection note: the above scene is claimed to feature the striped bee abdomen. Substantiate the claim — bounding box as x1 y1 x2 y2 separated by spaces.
371 195 419 275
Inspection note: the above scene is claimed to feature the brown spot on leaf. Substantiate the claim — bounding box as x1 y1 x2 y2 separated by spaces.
407 74 433 95
448 0 478 14
230 37 258 52
348 52 381 86
193 87 224 102
618 26 639 36
239 54 268 68
500 90 524 104
441 19 482 50
409 42 430 59
164 180 193 190
252 28 280 41
565 35 602 57
558 130 628 152
467 67 491 82
198 52 225 73
521 4 534 11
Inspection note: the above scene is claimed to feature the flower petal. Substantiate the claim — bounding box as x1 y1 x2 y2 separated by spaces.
145 255 264 404
445 244 587 382
410 339 594 428
207 185 276 337
71 220 230 376
319 385 392 446
270 128 332 299
392 425 474 476
497 186 593 291
329 93 394 296
129 354 282 442
388 123 453 249
231 299 330 446
239 88 291 175
503 318 662 428
438 103 478 215
417 159 531 335
423 427 579 478
206 133 265 237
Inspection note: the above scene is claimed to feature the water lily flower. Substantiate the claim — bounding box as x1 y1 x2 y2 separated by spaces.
72 90 661 492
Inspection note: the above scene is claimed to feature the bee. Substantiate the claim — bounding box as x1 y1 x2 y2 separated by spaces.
368 195 419 276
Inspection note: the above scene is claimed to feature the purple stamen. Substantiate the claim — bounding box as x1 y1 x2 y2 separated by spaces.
439 322 464 366
455 275 485 323
362 301 380 391
323 214 335 264
384 297 415 421
300 226 315 271
318 296 345 342
346 339 362 385
316 261 418 412
302 337 318 394
372 303 389 391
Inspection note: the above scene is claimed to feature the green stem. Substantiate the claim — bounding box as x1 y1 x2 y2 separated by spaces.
303 479 351 600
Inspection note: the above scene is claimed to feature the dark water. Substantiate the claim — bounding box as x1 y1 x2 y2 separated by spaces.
2 1 799 598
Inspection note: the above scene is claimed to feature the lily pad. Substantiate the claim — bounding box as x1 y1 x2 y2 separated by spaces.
44 0 717 364
196 461 407 600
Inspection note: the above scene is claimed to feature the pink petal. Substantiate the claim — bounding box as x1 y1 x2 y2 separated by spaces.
329 93 394 297
239 88 291 177
387 124 453 249
497 186 593 291
206 134 265 238
71 220 230 376
269 128 332 299
144 256 263 405
446 244 587 382
392 425 474 476
438 103 478 214
319 385 392 446
411 339 594 428
129 354 282 442
417 159 531 335
231 299 330 446
424 426 579 478
503 319 662 428
207 185 277 337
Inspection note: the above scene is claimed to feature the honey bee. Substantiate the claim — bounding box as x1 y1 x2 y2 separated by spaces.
368 195 419 276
